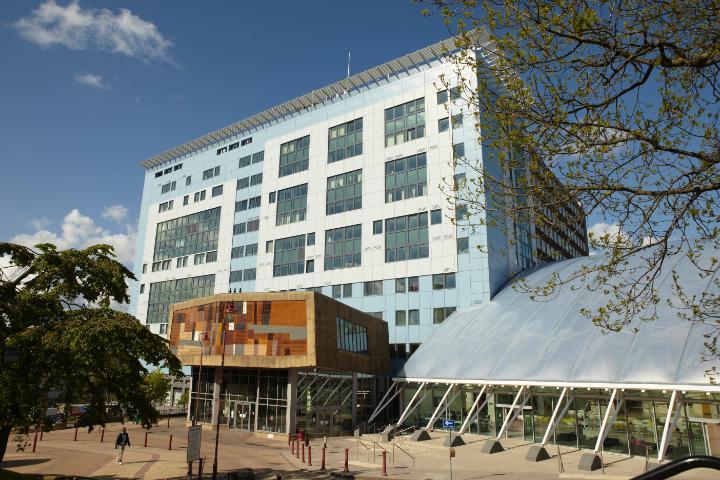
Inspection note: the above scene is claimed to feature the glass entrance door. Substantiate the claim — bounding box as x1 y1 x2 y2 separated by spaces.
233 401 255 431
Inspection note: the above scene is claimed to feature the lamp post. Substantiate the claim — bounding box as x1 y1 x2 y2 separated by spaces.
193 331 210 427
211 302 232 480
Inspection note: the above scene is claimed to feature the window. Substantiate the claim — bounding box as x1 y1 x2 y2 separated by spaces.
205 251 217 263
328 118 363 163
453 142 465 158
246 218 260 232
250 173 263 186
203 166 220 180
279 135 309 177
159 323 167 335
186 176 192 186
161 181 176 194
336 316 368 354
408 276 420 292
245 243 258 256
395 310 406 326
155 171 162 178
364 280 383 296
369 312 383 320
164 168 172 174
438 117 449 133
385 212 429 262
332 285 342 298
395 278 406 293
239 155 251 168
276 184 307 225
373 220 383 235
153 207 221 261
451 113 463 129
457 237 469 254
453 173 466 190
343 284 353 298
146 274 215 324
307 233 316 246
324 224 362 270
229 270 242 283
385 153 427 203
142 263 147 274
385 98 425 147
228 142 239 151
183 195 189 206
248 196 261 209
243 268 256 281
305 259 314 273
176 256 188 268
252 151 264 164
194 253 205 265
450 86 461 100
269 191 276 203
241 137 252 146
433 306 457 324
194 190 206 202
437 89 448 104
231 246 244 258
431 209 442 225
233 223 246 235
265 240 274 253
140 284 145 294
158 201 172 213
273 234 306 277
327 169 362 215
235 200 248 212
217 147 227 155
390 343 407 360
212 185 223 197
408 309 420 326
237 177 249 190
455 204 468 220
433 273 456 290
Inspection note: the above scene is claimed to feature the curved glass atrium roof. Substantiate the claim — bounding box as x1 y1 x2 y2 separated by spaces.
398 247 720 392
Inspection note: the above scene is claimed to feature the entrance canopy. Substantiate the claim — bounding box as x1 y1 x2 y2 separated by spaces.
398 247 720 392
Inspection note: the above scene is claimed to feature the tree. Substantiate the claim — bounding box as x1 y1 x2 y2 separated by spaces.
177 390 189 408
418 0 720 364
143 370 171 407
0 242 182 463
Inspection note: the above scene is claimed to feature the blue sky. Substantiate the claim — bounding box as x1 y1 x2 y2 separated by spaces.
0 0 460 265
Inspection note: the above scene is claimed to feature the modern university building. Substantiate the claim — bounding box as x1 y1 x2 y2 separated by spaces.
128 34 591 437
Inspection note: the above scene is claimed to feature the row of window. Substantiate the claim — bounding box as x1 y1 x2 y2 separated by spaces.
336 316 368 354
153 207 221 262
238 151 265 168
228 268 257 283
161 181 176 194
217 137 252 156
235 196 261 212
159 200 174 212
203 166 220 180
231 243 258 258
395 306 457 326
154 163 183 178
146 274 215 324
237 173 263 190
232 218 260 235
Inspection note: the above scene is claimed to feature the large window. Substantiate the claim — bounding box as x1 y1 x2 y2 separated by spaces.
326 170 362 215
276 183 308 225
336 316 368 353
385 212 429 262
153 207 220 261
384 98 425 147
273 234 306 277
146 274 215 324
432 273 456 290
385 153 427 203
324 224 362 270
203 166 220 180
329 118 363 163
364 280 383 296
279 135 310 177
433 306 457 324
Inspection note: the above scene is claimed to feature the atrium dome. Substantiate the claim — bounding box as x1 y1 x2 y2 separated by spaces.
398 246 720 392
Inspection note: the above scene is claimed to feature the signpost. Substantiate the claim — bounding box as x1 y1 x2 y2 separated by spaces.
444 420 456 480
443 419 455 429
187 425 202 479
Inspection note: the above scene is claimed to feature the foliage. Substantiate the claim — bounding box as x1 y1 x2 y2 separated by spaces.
418 0 720 365
143 370 171 406
0 242 182 463
177 390 189 407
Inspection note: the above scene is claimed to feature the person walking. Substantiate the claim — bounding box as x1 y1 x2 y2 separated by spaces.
115 426 131 464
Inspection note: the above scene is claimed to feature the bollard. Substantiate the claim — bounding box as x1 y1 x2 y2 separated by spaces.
144 431 149 447
308 445 312 466
32 429 38 453
382 449 387 477
169 434 173 450
288 433 291 446
198 458 204 479
291 437 295 455
321 447 326 471
296 439 300 459
101 428 105 442
74 427 78 442
301 442 305 463
343 448 349 473
40 427 43 441
167 416 170 428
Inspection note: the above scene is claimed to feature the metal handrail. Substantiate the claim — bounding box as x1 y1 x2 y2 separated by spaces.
356 439 371 462
392 442 415 467
631 455 720 480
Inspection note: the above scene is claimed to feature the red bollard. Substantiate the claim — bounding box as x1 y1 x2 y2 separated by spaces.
144 431 149 447
381 449 387 476
40 427 44 441
301 442 305 463
74 427 78 441
100 428 105 442
32 430 38 453
288 433 291 446
343 448 349 473
169 434 173 450
295 439 300 458
321 447 326 471
308 445 312 466
291 437 295 455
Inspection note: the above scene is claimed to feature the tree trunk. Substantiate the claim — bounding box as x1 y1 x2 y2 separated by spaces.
0 424 12 466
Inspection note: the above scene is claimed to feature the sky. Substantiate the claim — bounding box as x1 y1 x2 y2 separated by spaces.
0 0 609 269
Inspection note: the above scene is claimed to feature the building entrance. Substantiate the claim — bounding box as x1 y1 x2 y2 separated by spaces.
314 407 338 436
232 401 255 431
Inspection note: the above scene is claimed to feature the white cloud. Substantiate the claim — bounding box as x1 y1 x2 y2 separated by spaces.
101 204 128 223
13 0 174 63
30 216 53 230
587 222 626 243
9 207 136 266
74 72 108 89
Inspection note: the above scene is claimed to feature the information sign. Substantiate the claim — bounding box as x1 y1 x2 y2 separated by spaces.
187 425 202 462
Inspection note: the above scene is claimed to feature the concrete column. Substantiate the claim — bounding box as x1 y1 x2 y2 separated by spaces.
211 367 221 426
351 373 358 428
286 369 297 434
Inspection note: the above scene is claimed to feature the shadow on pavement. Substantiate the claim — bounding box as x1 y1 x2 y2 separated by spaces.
0 458 51 468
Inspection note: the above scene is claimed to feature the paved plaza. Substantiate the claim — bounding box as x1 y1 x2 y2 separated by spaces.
1 419 717 479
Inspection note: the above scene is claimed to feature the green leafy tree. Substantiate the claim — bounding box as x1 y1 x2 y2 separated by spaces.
177 390 189 407
419 0 720 364
0 242 182 463
143 370 171 406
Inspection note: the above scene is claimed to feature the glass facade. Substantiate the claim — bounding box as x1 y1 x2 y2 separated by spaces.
153 207 220 261
336 316 368 353
384 98 425 147
273 234 307 277
385 212 429 262
326 169 362 215
328 118 363 163
385 153 428 203
146 274 215 324
279 135 310 177
276 183 308 225
324 224 362 270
